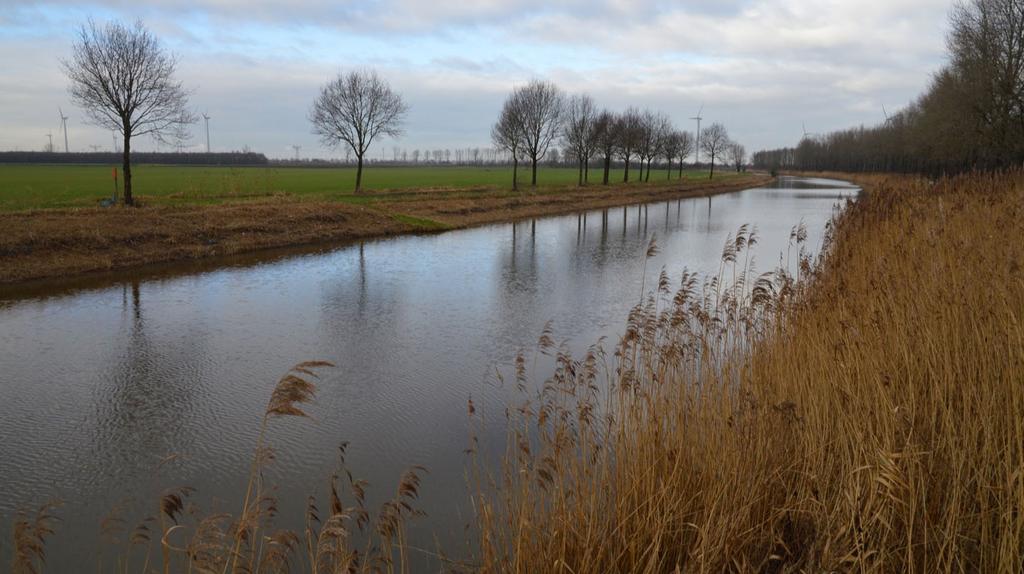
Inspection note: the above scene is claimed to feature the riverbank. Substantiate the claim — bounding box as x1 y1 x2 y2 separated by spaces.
475 170 1024 571
0 174 767 285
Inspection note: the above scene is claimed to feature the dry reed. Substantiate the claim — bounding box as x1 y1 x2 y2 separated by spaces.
471 170 1024 572
6 361 430 573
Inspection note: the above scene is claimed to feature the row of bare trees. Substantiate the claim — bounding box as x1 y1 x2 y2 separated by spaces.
65 18 410 201
65 18 746 204
753 0 1024 175
492 81 746 190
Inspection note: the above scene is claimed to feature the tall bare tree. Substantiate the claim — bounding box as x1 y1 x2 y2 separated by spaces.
700 123 730 179
677 131 695 179
616 107 643 182
727 142 747 172
63 19 195 206
492 92 527 190
311 70 408 193
949 0 1024 164
516 80 564 187
562 94 598 185
637 110 672 182
662 131 687 179
593 111 617 185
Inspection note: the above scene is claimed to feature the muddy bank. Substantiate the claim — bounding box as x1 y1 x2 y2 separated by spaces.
0 175 769 285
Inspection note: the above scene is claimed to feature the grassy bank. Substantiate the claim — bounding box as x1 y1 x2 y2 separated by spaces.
0 172 765 285
473 170 1024 571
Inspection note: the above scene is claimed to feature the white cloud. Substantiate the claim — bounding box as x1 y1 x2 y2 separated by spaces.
0 0 952 157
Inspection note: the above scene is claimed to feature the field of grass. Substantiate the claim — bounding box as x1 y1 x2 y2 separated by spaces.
0 164 733 211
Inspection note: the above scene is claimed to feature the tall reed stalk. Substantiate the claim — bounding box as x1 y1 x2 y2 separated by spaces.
472 170 1024 572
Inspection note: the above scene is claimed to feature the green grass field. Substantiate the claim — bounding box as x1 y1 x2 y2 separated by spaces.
0 164 738 211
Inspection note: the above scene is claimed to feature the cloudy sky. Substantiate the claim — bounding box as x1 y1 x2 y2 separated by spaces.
1 0 950 159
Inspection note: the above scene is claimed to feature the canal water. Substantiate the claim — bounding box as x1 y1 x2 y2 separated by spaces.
0 176 857 569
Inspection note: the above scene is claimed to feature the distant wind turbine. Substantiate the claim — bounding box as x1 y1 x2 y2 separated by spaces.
801 121 819 141
292 145 301 161
202 112 211 153
690 104 704 165
46 132 53 152
58 107 69 152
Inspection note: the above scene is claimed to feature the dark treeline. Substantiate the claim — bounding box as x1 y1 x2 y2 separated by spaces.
0 151 269 166
754 0 1024 175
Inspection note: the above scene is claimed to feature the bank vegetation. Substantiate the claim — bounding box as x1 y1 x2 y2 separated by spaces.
472 169 1024 572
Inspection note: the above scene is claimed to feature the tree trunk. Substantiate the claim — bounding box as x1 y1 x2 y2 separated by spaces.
709 157 715 179
531 156 538 187
667 159 672 179
122 131 132 206
603 154 611 185
355 154 365 192
578 159 584 186
678 159 684 179
584 158 589 184
645 159 651 182
513 156 519 191
624 158 630 182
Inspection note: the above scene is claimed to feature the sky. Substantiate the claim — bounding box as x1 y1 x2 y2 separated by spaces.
0 0 951 159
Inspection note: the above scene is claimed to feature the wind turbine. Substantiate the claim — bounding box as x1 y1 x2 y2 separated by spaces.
801 122 819 141
882 104 891 124
202 112 211 153
46 132 53 152
292 145 301 161
690 104 704 165
58 107 69 152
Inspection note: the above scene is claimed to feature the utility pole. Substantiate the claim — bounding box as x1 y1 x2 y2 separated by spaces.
690 104 703 167
202 112 211 153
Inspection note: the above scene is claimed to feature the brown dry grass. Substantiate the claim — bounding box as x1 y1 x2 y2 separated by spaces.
0 175 768 285
471 170 1024 572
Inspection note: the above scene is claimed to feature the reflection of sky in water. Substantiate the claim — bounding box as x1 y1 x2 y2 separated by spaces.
0 178 857 569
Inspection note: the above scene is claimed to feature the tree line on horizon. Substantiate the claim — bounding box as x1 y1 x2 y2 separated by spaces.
492 81 746 190
61 18 748 204
753 0 1024 175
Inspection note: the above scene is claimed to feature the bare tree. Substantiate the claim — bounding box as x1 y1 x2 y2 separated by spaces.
562 94 598 185
637 110 672 182
492 92 526 190
727 142 747 172
63 19 195 206
699 123 730 179
592 111 617 185
662 131 687 179
676 130 695 179
616 107 643 182
310 70 408 192
516 80 564 186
